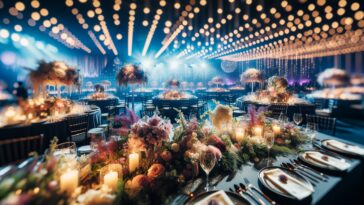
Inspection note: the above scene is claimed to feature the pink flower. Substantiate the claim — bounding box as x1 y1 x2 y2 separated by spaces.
208 135 226 152
160 150 172 162
147 163 165 180
106 139 117 152
208 145 222 160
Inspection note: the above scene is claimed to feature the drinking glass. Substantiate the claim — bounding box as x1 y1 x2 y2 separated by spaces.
53 142 77 159
88 128 106 151
305 123 318 147
199 149 217 191
293 113 303 126
264 130 275 165
278 113 289 125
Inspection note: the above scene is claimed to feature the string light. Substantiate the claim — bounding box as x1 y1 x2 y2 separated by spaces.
128 2 137 56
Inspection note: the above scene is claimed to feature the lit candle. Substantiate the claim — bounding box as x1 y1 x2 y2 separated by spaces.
253 126 263 137
129 153 140 173
60 169 79 195
235 128 245 143
272 124 281 135
104 171 118 191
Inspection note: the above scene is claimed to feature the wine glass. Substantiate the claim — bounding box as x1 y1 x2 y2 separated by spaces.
293 113 303 126
305 123 318 147
264 130 275 166
53 142 77 159
199 149 217 191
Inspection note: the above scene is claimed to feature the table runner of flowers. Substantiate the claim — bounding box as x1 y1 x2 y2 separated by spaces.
0 104 308 205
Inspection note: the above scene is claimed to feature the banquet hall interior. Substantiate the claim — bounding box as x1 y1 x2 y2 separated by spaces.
0 0 364 204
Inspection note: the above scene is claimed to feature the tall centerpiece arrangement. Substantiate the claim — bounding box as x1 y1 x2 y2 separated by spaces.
28 61 80 98
166 79 180 89
266 76 291 103
116 64 148 110
211 76 224 88
240 68 263 93
317 68 350 88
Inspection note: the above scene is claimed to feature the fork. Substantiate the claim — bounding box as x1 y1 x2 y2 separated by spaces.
231 186 258 205
239 183 266 205
243 178 277 205
281 163 317 186
290 159 329 179
285 162 327 182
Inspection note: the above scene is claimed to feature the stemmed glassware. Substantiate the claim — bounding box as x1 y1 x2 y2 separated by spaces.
305 123 318 147
293 113 303 126
199 149 217 191
264 130 275 166
53 142 77 159
278 112 289 126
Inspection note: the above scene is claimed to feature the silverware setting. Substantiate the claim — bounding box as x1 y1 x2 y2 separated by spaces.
285 162 328 182
281 163 318 186
231 185 260 205
289 159 329 179
243 178 277 205
312 141 352 161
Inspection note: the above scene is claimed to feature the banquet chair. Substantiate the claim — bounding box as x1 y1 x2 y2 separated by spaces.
305 114 336 136
0 134 44 166
66 114 89 145
140 97 155 117
314 98 332 117
268 103 288 119
224 94 236 107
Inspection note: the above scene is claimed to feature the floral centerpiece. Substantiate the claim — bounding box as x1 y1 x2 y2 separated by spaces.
317 68 350 87
240 68 263 83
267 76 288 93
350 75 364 86
196 82 205 89
211 76 224 85
308 88 362 100
233 105 308 163
0 96 90 127
167 79 180 88
117 64 148 110
28 61 80 97
0 106 309 205
116 64 148 86
86 84 115 100
207 87 229 92
243 76 308 104
111 109 139 137
240 68 263 93
159 90 192 100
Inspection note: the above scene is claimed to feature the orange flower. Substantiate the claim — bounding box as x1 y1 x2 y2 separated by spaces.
147 163 165 180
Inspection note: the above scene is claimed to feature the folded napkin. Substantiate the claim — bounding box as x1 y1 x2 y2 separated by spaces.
263 168 314 200
195 190 234 205
304 151 351 171
325 139 364 156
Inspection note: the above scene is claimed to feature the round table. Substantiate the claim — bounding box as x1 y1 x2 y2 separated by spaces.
205 89 231 101
236 97 316 120
0 107 101 148
153 96 198 122
82 97 119 113
153 96 198 108
307 96 363 118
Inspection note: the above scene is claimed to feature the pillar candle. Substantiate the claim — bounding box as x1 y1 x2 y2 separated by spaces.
272 124 281 135
235 128 245 143
104 171 118 191
60 169 79 195
129 153 139 173
253 126 263 137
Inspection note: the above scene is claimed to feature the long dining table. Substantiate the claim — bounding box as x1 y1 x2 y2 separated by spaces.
170 131 364 205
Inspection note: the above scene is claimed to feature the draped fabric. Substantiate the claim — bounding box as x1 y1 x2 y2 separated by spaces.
69 54 108 78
